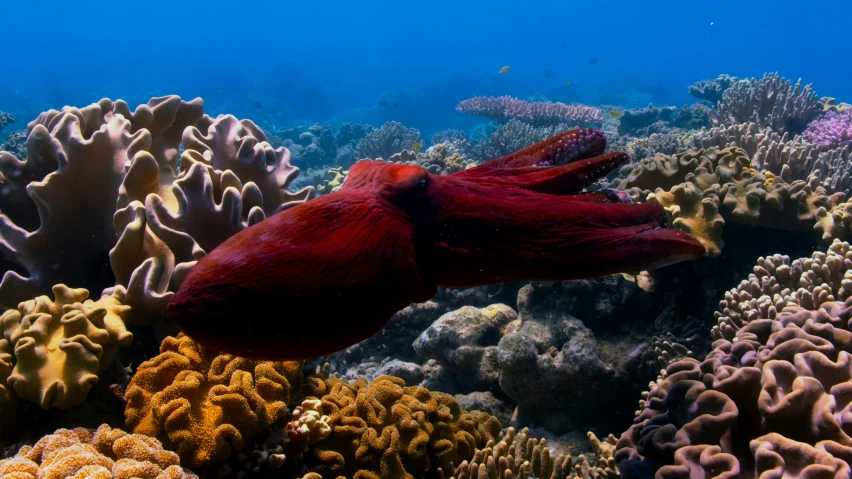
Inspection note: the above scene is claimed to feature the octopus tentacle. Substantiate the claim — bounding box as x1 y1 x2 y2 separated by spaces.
474 153 630 195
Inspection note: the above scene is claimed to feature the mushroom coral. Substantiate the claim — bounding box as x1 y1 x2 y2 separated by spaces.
123 333 304 468
0 284 131 409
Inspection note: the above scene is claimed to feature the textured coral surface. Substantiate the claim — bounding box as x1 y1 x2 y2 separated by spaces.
123 334 303 467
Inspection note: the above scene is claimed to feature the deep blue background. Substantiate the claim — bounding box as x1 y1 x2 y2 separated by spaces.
1 0 848 136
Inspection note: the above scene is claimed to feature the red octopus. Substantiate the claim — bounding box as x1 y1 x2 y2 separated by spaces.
168 129 704 360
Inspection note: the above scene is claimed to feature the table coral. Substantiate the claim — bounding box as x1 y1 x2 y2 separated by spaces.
615 240 852 478
123 333 304 468
299 374 502 478
0 424 197 479
456 96 602 127
0 284 131 409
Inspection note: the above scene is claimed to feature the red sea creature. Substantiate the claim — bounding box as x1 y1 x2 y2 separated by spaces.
168 129 705 360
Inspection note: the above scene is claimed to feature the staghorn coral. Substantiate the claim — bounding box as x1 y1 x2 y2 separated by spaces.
123 333 304 468
0 424 197 479
456 96 602 127
710 72 821 135
0 284 131 409
469 120 573 162
811 146 852 198
804 109 852 148
299 374 502 479
615 146 852 255
443 427 619 479
686 74 740 104
1 129 27 160
615 240 852 478
353 121 421 161
0 111 13 133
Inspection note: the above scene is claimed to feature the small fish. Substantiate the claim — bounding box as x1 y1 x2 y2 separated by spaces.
609 110 622 118
379 100 389 107
413 142 421 153
588 57 599 65
499 66 511 74
544 69 554 78
253 101 262 109
565 80 573 86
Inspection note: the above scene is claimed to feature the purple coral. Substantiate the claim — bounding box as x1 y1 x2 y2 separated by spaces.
803 110 852 148
456 95 602 127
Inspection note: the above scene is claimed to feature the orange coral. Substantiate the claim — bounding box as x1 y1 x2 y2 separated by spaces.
0 424 197 479
123 333 303 468
301 374 501 479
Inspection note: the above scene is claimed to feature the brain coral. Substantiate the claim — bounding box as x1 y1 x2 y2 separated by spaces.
124 333 304 468
300 374 502 479
0 424 197 479
615 240 852 478
0 284 131 409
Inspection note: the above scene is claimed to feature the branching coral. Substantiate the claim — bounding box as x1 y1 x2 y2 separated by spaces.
1 129 27 160
0 111 13 135
710 72 821 135
456 96 602 127
299 374 502 478
444 427 619 479
615 240 852 478
469 120 573 162
804 110 852 148
687 74 740 104
0 284 131 409
124 333 304 468
353 121 421 161
0 424 197 479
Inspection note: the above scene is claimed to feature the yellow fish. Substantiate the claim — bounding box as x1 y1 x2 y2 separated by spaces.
565 80 572 86
413 142 421 153
609 110 623 118
499 66 511 74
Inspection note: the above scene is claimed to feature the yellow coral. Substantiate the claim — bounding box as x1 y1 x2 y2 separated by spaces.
302 375 501 479
124 333 304 468
318 167 349 195
0 424 196 479
0 285 132 409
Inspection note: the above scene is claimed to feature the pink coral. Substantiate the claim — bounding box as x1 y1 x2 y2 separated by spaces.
804 110 852 148
456 95 602 127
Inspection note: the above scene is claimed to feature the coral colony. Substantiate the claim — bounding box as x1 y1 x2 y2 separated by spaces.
3 72 852 478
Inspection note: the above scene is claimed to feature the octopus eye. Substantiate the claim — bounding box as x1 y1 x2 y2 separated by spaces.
419 178 427 188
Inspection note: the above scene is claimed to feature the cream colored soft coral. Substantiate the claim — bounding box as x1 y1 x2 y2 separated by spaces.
0 284 132 408
0 424 197 479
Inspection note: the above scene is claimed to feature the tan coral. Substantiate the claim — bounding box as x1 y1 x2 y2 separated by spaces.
124 333 304 468
181 114 315 214
0 285 131 409
317 167 348 195
300 374 501 479
0 424 197 479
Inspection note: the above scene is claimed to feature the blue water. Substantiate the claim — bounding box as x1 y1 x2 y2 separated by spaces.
2 0 849 135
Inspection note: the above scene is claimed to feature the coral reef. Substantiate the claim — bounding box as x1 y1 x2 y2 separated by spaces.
616 240 852 478
469 120 574 162
0 129 26 160
456 96 602 127
0 285 131 409
123 333 304 467
687 74 740 104
316 166 348 194
804 109 852 148
710 72 821 135
0 111 13 133
0 424 197 479
300 373 502 478
353 121 421 161
617 105 676 136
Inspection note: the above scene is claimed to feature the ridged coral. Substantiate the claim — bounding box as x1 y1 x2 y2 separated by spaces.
300 374 502 479
123 333 304 468
0 284 131 409
615 240 852 478
0 424 197 479
616 147 852 255
456 96 602 127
